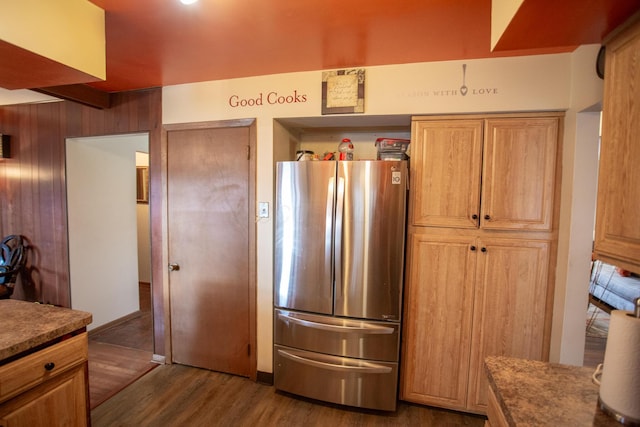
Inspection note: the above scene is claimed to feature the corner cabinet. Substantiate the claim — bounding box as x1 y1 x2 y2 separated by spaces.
594 16 640 272
401 113 562 414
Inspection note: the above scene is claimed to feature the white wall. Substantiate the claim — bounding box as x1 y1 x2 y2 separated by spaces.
66 133 149 330
163 49 604 372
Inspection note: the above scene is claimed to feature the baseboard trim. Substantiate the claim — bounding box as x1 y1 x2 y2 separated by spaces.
88 310 144 337
257 371 273 385
151 354 166 364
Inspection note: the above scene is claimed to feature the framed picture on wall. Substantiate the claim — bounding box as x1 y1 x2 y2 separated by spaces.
136 166 149 203
322 68 365 115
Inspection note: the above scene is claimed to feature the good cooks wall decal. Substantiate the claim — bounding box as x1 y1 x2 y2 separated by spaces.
228 90 308 107
228 63 497 108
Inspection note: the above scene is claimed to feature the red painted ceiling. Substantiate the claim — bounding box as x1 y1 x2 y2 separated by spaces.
4 0 640 93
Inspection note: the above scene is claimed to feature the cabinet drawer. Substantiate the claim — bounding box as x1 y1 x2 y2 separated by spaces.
0 332 87 404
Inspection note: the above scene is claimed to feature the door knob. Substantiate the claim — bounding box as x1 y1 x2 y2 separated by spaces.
168 263 180 271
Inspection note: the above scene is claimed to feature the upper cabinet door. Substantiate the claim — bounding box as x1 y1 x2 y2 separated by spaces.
411 119 483 228
594 18 640 272
481 118 559 231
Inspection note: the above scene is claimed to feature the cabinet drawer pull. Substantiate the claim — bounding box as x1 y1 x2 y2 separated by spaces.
472 214 478 220
484 214 491 220
470 245 476 251
44 362 55 371
481 247 487 253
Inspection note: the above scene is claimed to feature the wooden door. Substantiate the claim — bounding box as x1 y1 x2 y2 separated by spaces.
594 18 640 271
466 237 551 412
411 119 483 228
167 124 254 377
401 231 477 411
481 118 559 231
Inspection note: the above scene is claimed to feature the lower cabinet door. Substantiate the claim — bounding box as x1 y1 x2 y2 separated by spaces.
274 345 398 411
0 365 88 427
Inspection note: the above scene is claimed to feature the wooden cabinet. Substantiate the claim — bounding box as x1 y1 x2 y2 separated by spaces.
402 231 552 413
486 385 509 427
0 333 89 427
594 16 640 272
411 116 559 231
401 113 561 414
466 237 551 411
401 232 477 411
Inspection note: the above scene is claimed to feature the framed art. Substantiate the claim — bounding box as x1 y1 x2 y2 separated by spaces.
322 69 365 115
136 166 149 203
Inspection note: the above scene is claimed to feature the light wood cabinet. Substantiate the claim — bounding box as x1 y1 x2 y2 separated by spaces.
401 231 552 413
0 333 89 427
401 232 477 411
594 16 640 272
401 113 560 414
486 385 509 427
466 237 551 412
411 116 559 231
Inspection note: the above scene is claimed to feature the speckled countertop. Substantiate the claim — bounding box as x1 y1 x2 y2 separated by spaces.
0 299 92 362
485 356 620 426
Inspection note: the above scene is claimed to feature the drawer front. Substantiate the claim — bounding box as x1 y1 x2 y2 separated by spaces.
0 332 88 404
274 345 398 411
274 309 400 362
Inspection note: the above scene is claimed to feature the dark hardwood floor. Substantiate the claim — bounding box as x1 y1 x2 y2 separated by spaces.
88 289 607 423
88 283 156 409
91 364 487 426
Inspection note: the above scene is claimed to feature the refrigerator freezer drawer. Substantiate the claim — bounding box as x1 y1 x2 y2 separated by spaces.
274 309 400 362
274 345 398 411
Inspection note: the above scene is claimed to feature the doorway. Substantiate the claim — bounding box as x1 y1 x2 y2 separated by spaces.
66 133 151 328
66 133 155 407
165 120 257 379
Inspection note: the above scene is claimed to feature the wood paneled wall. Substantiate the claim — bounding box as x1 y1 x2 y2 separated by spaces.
0 88 165 354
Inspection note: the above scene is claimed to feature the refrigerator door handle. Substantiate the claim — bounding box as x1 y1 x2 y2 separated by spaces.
325 176 335 284
334 175 345 295
277 312 395 334
277 349 392 374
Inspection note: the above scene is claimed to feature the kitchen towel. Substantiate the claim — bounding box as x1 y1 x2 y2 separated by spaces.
599 309 640 423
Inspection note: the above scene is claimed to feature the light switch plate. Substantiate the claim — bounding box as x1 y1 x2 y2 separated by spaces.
258 202 269 218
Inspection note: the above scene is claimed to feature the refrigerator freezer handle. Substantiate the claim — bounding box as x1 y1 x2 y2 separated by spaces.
277 349 392 374
277 312 395 334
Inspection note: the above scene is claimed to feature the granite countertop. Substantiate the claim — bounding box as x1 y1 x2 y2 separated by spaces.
485 356 620 426
0 299 92 362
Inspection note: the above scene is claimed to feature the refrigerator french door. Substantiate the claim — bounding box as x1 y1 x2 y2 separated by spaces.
274 160 408 411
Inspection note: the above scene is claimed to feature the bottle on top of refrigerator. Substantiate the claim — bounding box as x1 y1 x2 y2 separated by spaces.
338 138 354 160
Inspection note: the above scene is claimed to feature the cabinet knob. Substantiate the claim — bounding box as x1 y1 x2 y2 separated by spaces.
481 247 487 253
470 245 476 251
44 362 55 371
168 263 180 272
484 214 491 220
472 214 478 220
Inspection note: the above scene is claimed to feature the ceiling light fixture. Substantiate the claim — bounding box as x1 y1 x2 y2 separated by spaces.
180 0 198 4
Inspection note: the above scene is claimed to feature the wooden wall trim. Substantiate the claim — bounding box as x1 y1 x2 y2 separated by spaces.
0 88 165 355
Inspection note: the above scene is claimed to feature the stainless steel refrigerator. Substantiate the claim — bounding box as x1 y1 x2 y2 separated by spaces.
273 160 408 411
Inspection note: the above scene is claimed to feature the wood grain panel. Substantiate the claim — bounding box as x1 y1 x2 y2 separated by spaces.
411 119 483 229
401 231 477 411
0 89 163 354
481 117 559 231
467 237 551 412
594 16 640 271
